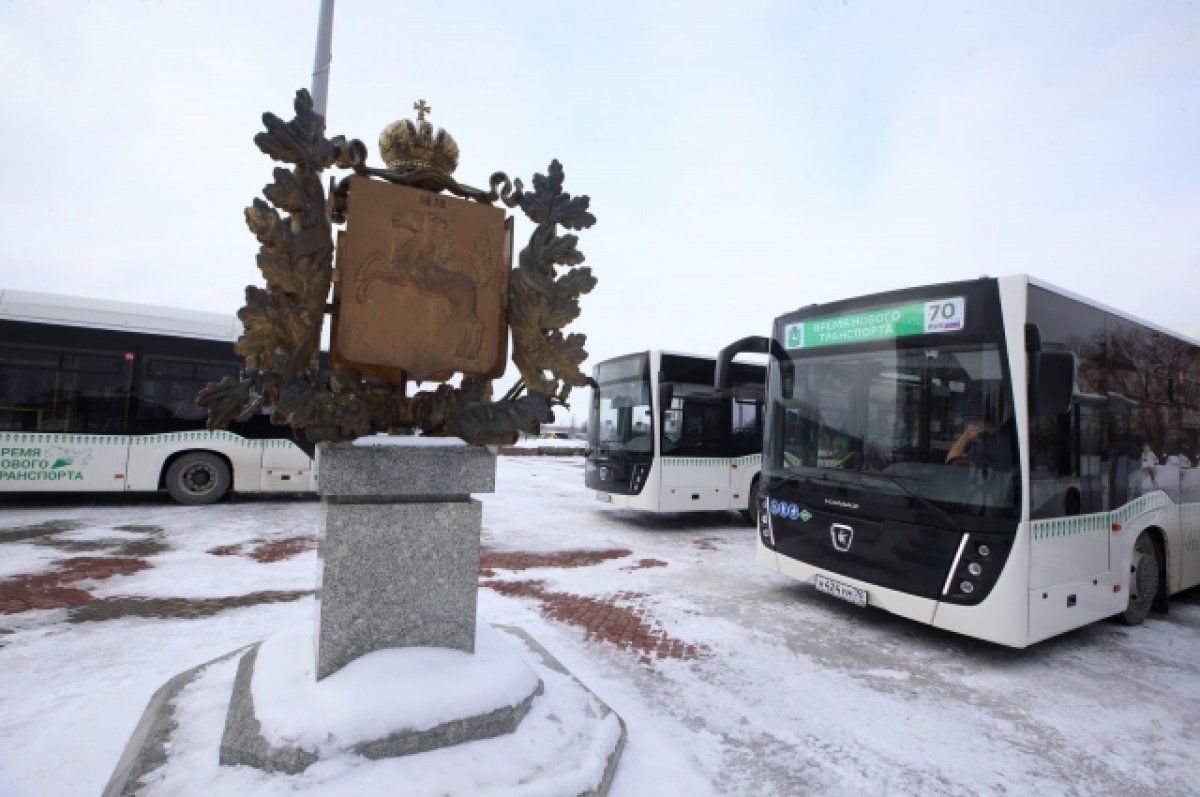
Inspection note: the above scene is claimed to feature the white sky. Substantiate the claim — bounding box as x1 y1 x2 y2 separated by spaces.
2 1 1198 421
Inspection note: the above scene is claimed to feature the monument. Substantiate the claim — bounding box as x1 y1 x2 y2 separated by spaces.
103 91 624 795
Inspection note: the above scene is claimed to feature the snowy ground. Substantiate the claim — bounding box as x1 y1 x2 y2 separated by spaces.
1 455 1198 796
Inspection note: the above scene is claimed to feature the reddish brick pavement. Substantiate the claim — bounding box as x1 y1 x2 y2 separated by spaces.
480 547 705 663
0 557 150 614
207 537 317 563
478 548 631 578
621 558 668 571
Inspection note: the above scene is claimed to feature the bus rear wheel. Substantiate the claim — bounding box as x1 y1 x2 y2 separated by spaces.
166 453 230 505
1120 531 1161 626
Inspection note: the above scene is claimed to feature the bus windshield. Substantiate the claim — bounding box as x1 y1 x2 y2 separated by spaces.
765 342 1019 518
589 353 654 453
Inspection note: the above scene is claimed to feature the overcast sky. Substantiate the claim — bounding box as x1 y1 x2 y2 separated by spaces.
1 1 1197 421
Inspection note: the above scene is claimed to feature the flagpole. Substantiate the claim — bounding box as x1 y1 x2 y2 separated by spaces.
311 0 335 120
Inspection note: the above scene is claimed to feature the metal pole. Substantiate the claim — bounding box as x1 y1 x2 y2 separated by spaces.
311 0 335 120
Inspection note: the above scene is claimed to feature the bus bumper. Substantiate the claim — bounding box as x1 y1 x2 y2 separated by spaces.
758 538 937 625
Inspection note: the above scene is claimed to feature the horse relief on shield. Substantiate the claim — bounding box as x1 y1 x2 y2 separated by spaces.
356 210 494 360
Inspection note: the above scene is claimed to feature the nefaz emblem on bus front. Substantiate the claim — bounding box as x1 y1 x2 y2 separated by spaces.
830 523 854 552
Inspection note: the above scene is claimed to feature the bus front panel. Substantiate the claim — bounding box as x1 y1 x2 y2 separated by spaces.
760 278 1022 615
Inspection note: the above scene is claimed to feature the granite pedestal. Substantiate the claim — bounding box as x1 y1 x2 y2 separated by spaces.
314 439 496 678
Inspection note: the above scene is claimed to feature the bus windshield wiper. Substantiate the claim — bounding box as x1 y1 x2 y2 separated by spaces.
859 470 957 529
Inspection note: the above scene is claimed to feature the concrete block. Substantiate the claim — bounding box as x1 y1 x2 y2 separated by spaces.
316 499 482 678
317 440 495 499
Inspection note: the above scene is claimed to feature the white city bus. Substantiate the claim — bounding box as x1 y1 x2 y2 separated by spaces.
0 290 315 504
585 350 765 521
720 275 1200 647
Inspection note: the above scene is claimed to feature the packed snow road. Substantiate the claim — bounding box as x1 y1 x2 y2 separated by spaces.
1 455 1197 796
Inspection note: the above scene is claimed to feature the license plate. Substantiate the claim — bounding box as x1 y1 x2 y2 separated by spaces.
814 574 867 608
595 492 612 503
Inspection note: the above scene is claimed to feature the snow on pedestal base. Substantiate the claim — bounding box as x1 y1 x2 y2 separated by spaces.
103 622 626 797
220 622 542 772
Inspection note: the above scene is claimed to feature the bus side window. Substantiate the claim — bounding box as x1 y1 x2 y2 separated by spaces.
138 357 238 431
732 398 763 453
0 347 58 432
0 347 128 434
58 352 129 434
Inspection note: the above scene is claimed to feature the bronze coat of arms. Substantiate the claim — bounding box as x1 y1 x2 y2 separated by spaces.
197 92 597 445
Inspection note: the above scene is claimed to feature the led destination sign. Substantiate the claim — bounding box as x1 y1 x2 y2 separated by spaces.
784 297 965 350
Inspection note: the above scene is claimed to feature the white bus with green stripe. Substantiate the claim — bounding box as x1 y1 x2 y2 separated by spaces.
721 275 1200 646
585 350 765 521
0 290 315 504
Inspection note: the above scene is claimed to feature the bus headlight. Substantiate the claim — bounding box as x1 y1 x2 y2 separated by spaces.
629 464 648 492
945 533 1010 604
759 495 774 546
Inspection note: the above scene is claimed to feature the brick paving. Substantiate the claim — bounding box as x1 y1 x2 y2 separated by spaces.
0 556 150 614
478 548 631 577
621 558 668 571
66 590 312 623
482 579 704 663
2 528 704 663
207 537 317 563
480 547 706 663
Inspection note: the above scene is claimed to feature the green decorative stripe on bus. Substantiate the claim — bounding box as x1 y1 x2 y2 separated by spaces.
1 430 295 450
1031 491 1176 540
661 454 760 469
0 433 130 446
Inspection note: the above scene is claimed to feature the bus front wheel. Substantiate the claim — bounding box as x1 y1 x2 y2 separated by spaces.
1120 531 1161 626
166 453 231 505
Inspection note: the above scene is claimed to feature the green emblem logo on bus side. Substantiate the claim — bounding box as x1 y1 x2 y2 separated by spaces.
784 297 965 350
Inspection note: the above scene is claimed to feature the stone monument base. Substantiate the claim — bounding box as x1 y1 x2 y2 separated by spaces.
103 622 625 796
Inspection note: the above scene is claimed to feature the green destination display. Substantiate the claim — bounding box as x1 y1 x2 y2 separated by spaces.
784 297 965 349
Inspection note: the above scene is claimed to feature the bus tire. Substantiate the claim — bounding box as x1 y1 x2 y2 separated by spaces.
1120 531 1161 626
166 453 230 505
742 477 760 526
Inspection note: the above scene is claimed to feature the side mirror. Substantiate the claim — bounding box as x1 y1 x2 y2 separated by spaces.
1031 351 1075 416
716 336 770 390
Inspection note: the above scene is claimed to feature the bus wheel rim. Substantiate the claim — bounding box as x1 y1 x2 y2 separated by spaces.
183 463 214 493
